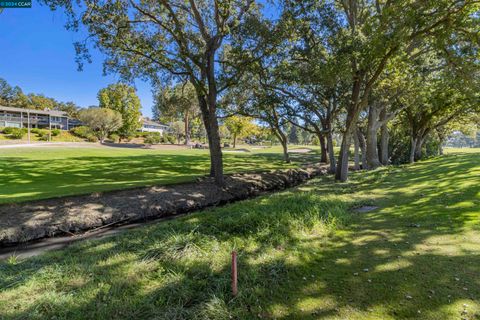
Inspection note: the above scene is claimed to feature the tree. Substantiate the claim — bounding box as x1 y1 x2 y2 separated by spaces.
153 82 199 145
0 78 15 105
224 115 255 148
170 121 186 144
279 0 479 181
98 83 142 141
79 108 123 143
44 0 259 186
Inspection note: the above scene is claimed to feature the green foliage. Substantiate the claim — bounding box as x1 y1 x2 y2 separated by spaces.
8 128 26 139
144 132 162 145
51 129 61 136
35 129 49 137
109 133 120 143
2 127 15 135
37 133 49 141
70 126 92 139
153 82 198 122
169 121 185 144
98 83 142 139
164 134 176 144
79 108 123 143
224 116 258 147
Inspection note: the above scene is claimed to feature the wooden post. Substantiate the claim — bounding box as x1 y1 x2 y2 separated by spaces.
231 251 238 297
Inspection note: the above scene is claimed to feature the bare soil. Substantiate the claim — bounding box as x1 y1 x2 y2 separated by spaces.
0 165 328 246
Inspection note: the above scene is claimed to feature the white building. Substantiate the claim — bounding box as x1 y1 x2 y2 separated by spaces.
139 118 170 134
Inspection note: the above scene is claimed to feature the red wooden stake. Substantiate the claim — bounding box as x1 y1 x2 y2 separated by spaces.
231 251 238 297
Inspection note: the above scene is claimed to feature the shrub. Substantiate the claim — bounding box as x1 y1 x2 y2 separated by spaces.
9 128 25 139
71 126 90 138
30 128 41 134
136 132 149 138
87 135 98 142
165 134 176 144
35 129 49 137
3 127 14 135
38 133 49 141
109 133 120 143
144 132 161 145
71 126 98 142
51 129 61 136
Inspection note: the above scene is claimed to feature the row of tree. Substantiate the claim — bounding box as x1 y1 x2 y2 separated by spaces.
0 78 80 117
43 0 479 185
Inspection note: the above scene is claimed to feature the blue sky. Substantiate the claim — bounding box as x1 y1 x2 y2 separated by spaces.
0 3 155 116
0 1 279 118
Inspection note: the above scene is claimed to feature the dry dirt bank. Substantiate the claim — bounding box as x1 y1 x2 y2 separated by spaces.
0 165 328 245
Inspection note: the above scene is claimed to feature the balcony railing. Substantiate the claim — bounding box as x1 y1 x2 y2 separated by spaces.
0 115 50 124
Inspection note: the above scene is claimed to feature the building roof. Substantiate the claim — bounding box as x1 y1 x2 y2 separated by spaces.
0 105 68 117
143 119 169 128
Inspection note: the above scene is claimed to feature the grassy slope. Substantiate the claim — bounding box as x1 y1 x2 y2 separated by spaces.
0 145 317 204
0 149 478 319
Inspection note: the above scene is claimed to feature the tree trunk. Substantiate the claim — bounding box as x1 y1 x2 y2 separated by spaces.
274 128 290 163
336 130 352 181
184 111 190 145
409 136 417 163
357 128 367 169
206 113 224 185
414 136 424 161
281 139 290 163
198 93 224 185
318 132 328 163
353 129 360 170
335 76 363 181
379 119 389 165
366 104 382 169
233 133 236 148
327 130 336 174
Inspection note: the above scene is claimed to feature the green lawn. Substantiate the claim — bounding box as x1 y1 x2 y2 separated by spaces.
0 149 478 319
0 145 317 204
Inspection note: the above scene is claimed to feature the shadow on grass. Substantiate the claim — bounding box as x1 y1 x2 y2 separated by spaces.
0 152 478 319
0 150 317 204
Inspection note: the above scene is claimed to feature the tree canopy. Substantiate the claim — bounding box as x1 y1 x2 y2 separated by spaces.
43 0 480 183
98 83 142 140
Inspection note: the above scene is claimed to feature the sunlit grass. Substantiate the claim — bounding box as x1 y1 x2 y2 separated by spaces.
0 145 318 204
0 149 478 319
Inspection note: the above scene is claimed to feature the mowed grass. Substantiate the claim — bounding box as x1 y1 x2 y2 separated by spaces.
0 149 478 319
0 145 318 204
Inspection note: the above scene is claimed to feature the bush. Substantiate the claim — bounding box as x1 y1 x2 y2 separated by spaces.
165 134 176 144
135 132 149 138
71 126 97 142
30 128 41 134
109 133 120 143
9 128 25 139
51 129 61 136
35 129 49 137
71 126 90 138
38 133 49 141
144 132 161 145
3 127 15 135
